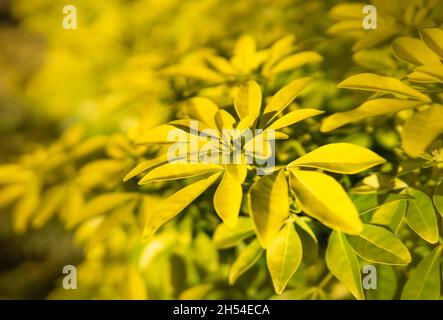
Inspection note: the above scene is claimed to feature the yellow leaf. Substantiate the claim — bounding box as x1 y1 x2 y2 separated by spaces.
163 64 223 82
411 64 443 83
337 73 431 102
136 124 188 145
179 284 213 300
32 184 66 229
126 268 148 300
288 143 386 174
184 97 219 129
232 35 257 72
321 99 426 132
12 181 40 233
61 184 84 226
402 104 443 157
329 3 365 20
234 80 262 119
248 170 289 248
353 28 399 51
143 173 221 240
401 246 442 300
263 77 312 116
419 28 443 59
289 169 363 234
78 159 129 190
326 231 364 300
235 113 259 134
139 163 224 184
404 188 439 244
169 119 213 135
225 162 247 184
229 239 263 284
70 192 137 227
392 37 441 66
263 35 295 74
70 135 108 160
267 109 323 130
213 217 254 248
407 70 442 83
0 183 26 208
214 171 242 227
0 165 30 185
266 221 303 294
215 109 236 132
347 224 411 265
269 52 323 75
123 153 169 182
206 55 236 75
327 20 364 35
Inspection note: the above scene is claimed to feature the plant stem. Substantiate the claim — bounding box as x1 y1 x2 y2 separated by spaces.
318 272 334 289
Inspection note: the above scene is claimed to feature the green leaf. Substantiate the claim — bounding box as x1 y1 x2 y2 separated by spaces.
288 143 386 174
234 80 262 119
266 221 303 294
371 200 407 233
347 224 411 265
352 173 408 194
213 217 254 248
229 239 263 284
326 231 364 300
402 104 443 158
288 169 363 234
269 287 316 300
365 265 397 300
419 28 443 59
433 181 443 217
371 195 407 233
401 246 442 300
139 163 224 184
214 171 242 228
248 170 290 248
267 109 323 130
337 73 431 102
293 216 318 265
321 99 426 132
142 173 221 240
404 188 439 244
392 37 441 66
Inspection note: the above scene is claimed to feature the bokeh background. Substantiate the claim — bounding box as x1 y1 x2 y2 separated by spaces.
0 0 442 299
